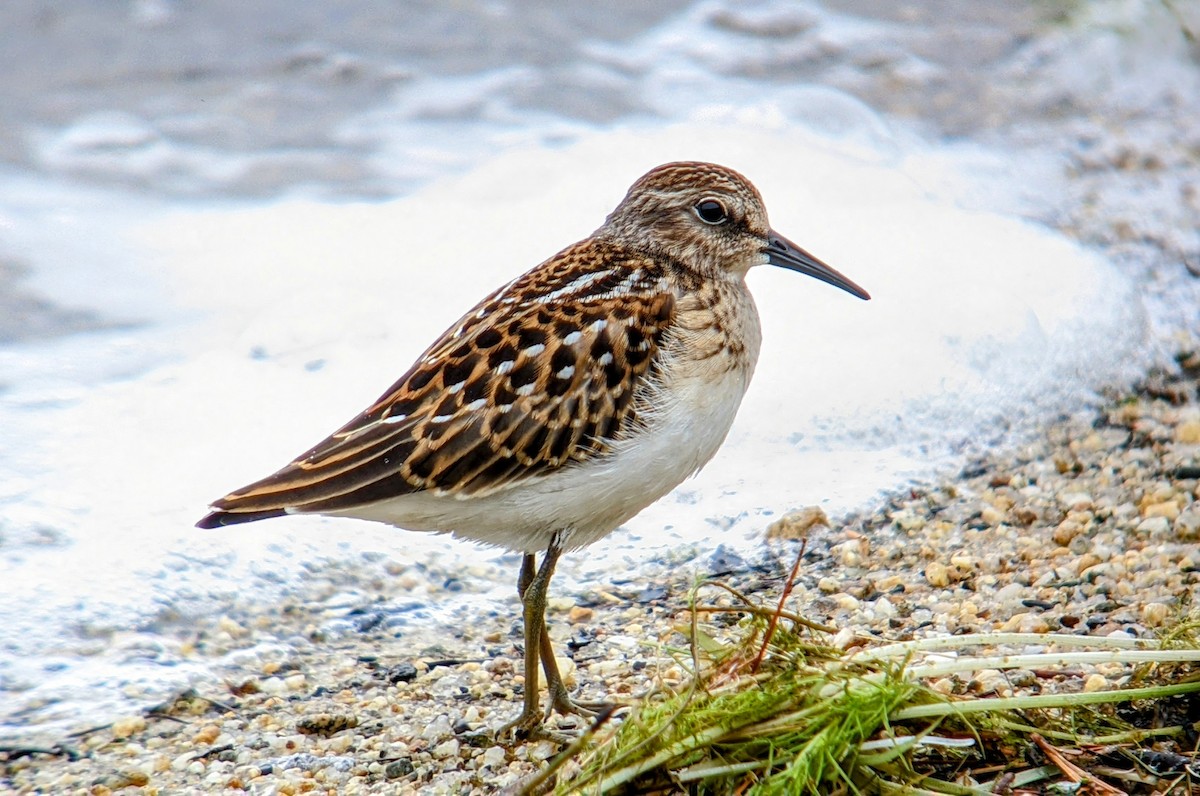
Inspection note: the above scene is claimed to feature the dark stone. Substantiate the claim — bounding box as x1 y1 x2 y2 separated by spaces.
355 612 384 633
636 585 668 603
385 758 414 779
461 732 493 748
385 661 418 683
707 544 746 575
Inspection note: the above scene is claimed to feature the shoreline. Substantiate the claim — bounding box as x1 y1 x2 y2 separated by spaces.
2 3 1199 792
5 349 1197 794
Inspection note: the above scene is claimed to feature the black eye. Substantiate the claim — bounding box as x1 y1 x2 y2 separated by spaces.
695 199 728 225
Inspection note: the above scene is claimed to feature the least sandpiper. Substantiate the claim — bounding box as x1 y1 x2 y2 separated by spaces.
198 161 870 738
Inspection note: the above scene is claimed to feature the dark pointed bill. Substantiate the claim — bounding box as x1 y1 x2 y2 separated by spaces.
766 229 870 300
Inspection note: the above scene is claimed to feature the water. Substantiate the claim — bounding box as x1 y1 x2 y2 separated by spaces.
2 0 1198 744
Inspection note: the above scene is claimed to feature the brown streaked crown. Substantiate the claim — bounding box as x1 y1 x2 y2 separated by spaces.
597 161 771 278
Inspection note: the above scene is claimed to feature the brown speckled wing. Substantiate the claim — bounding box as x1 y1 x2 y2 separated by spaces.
207 239 675 518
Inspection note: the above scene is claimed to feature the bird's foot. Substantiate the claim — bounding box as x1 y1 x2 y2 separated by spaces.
496 708 574 745
546 684 614 720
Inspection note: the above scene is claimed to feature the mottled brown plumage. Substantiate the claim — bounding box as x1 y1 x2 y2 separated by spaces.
206 241 676 515
198 161 870 739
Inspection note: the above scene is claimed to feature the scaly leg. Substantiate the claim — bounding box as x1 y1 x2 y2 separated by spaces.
539 625 609 718
498 537 564 740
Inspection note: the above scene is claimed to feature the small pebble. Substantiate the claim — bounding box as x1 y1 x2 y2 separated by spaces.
480 746 507 768
432 739 461 759
1174 510 1200 540
1141 602 1169 627
258 677 287 694
831 628 856 649
979 506 1006 525
1175 420 1200 444
527 741 557 762
218 616 249 638
1052 520 1083 546
110 716 146 739
296 713 359 736
1059 493 1093 511
925 562 950 587
385 759 414 779
1143 501 1181 521
766 506 829 540
193 725 221 745
1136 516 1171 534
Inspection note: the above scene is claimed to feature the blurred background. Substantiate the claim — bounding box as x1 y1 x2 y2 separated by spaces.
1 0 1198 744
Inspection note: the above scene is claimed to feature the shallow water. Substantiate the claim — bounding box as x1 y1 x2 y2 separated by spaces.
1 0 1198 743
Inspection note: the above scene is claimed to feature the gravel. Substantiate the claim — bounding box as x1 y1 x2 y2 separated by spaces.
3 352 1198 794
5 4 1200 793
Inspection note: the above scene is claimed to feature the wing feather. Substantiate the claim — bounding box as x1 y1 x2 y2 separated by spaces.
204 239 676 522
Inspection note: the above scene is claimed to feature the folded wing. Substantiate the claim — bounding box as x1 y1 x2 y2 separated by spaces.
198 241 675 527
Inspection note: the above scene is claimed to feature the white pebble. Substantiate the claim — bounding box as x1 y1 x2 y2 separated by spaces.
480 746 507 767
258 676 286 694
1059 492 1093 510
1136 516 1170 534
528 741 557 762
432 739 460 759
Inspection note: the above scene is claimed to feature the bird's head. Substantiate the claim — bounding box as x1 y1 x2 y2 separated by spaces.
599 161 869 300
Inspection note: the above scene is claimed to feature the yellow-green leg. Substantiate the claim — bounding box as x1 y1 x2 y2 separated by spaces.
498 534 608 740
499 538 564 739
